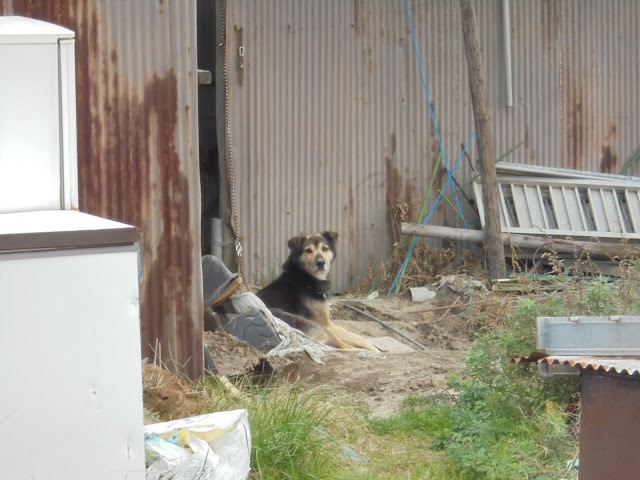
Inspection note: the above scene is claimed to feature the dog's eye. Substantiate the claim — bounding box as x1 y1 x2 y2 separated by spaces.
321 246 329 252
305 248 313 254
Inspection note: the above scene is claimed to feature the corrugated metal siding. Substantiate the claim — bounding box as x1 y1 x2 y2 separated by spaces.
227 0 473 290
225 0 640 291
513 353 640 377
541 356 640 377
1 1 203 378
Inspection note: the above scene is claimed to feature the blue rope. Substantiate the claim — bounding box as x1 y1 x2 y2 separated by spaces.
420 132 475 229
403 0 466 221
387 0 471 297
387 132 475 296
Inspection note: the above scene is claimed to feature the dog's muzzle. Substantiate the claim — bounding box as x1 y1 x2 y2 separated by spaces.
315 257 326 271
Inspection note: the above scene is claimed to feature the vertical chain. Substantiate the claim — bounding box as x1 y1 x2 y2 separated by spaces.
221 0 244 276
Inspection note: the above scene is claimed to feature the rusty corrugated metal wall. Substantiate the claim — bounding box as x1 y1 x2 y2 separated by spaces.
224 0 640 291
0 1 203 378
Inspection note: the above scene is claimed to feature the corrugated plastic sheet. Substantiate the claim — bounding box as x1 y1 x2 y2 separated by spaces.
513 353 640 377
225 0 640 290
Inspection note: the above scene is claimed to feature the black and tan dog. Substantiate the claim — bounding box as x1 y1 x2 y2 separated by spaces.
257 231 378 352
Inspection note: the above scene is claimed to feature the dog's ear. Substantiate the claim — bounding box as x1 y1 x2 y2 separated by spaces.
287 235 305 251
322 231 339 244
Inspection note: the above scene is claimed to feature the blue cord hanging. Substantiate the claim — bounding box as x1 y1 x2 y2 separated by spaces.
402 0 466 220
388 0 476 296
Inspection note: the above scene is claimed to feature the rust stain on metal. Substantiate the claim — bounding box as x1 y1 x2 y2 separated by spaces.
540 0 560 60
600 122 618 173
600 145 617 174
3 0 202 378
138 71 196 376
511 351 549 363
390 132 397 159
8 0 64 22
563 76 587 170
429 101 439 159
405 174 417 220
353 0 364 36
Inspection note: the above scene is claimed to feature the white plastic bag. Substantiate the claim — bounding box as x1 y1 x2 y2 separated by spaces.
144 409 251 480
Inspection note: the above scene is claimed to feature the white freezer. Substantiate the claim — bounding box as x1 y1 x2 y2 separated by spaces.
0 210 146 480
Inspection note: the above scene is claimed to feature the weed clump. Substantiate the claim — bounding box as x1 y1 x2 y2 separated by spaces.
357 236 482 296
200 378 369 480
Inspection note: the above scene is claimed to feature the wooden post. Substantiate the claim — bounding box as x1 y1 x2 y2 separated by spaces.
459 0 506 279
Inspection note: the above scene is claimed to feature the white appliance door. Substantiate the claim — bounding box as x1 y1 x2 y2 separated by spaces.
0 245 146 480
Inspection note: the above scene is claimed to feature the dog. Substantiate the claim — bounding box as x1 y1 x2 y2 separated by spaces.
256 231 379 352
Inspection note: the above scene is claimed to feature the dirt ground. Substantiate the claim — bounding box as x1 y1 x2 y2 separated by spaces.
144 275 486 419
284 293 473 417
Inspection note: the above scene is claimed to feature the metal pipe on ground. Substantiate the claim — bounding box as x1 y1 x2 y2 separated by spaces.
342 304 428 351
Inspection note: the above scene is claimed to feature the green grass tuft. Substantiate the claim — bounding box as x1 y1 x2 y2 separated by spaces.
200 378 369 480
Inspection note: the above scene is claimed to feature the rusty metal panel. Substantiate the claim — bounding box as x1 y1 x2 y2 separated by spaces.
1 1 203 378
224 0 640 291
580 371 640 480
